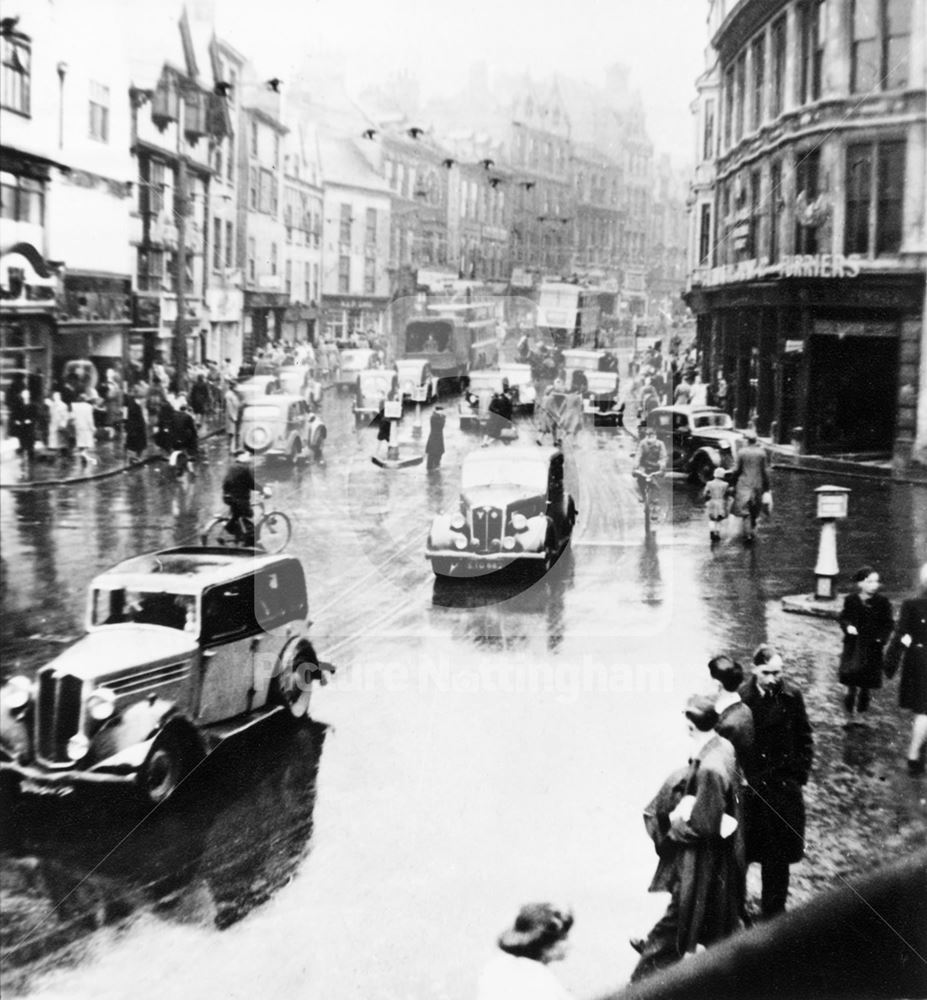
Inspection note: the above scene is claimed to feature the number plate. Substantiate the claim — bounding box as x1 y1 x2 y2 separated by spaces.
20 778 73 797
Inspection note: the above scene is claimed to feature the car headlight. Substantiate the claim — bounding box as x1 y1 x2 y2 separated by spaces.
450 513 466 531
87 687 116 721
453 535 468 550
719 441 731 450
67 734 90 761
4 675 33 711
511 513 528 532
502 536 516 551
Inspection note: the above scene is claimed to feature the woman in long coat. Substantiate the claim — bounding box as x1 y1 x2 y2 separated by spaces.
886 563 927 774
425 405 446 470
837 565 894 716
125 392 148 462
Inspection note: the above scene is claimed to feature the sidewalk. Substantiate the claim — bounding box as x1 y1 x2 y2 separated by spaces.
764 437 927 485
0 419 224 490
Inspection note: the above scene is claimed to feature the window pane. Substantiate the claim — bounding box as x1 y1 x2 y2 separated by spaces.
886 0 911 33
876 141 905 254
853 0 878 39
845 144 872 254
852 39 879 92
885 38 909 89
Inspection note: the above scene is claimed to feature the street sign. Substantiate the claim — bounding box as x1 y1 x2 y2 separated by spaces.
384 400 402 420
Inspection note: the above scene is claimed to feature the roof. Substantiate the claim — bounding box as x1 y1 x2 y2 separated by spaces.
318 133 390 194
239 393 305 407
93 547 296 592
463 445 560 465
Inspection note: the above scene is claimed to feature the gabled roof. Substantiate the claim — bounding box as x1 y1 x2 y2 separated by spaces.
318 133 390 194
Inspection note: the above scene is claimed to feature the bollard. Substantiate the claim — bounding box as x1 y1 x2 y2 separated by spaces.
411 384 427 440
813 485 850 600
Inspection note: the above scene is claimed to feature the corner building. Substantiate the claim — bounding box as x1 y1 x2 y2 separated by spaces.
686 0 927 471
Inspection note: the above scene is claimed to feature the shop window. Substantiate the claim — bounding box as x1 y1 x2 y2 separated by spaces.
852 0 910 93
845 140 905 256
771 16 787 117
1 32 30 116
769 161 783 262
0 172 44 225
136 248 164 292
794 148 821 254
89 81 110 142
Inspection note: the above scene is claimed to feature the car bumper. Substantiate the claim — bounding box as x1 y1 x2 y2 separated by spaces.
426 549 544 576
1 758 135 797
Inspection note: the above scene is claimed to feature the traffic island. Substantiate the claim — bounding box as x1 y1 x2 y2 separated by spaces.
781 593 843 620
371 442 424 470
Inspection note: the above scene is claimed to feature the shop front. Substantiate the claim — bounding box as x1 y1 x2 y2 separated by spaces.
281 302 318 346
205 286 244 369
321 294 388 344
243 290 288 360
687 254 925 467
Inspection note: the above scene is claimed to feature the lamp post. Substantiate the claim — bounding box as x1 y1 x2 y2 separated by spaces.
813 485 850 600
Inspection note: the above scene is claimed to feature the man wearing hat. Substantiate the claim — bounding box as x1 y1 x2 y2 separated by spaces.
631 695 745 982
729 425 770 542
221 451 267 545
476 902 575 998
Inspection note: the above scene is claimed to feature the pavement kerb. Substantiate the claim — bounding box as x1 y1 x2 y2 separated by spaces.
0 426 225 491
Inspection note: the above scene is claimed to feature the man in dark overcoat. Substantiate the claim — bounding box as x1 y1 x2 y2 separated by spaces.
739 644 813 919
631 696 745 982
730 427 770 542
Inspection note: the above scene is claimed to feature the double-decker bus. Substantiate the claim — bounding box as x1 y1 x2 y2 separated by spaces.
536 282 600 347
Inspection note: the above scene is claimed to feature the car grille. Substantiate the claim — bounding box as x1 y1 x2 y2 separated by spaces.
471 507 504 551
36 670 84 765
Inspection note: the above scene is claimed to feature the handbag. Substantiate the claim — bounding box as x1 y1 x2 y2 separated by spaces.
838 638 865 684
761 490 773 518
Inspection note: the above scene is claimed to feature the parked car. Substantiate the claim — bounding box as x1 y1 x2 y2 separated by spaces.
0 548 332 804
278 365 322 407
236 394 326 464
335 348 377 389
426 445 576 577
394 358 437 403
353 369 399 425
646 405 742 483
236 374 281 402
496 362 537 414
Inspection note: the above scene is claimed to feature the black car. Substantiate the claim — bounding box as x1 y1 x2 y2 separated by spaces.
646 405 743 483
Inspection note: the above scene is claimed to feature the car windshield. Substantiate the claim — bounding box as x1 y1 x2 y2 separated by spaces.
693 412 734 429
92 587 198 633
461 457 547 492
241 404 282 421
469 375 501 392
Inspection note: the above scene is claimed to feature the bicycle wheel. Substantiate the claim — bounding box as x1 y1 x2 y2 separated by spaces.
202 516 235 547
256 510 291 553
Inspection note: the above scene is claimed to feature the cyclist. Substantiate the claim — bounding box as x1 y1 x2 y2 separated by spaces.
222 452 268 545
169 401 200 477
633 424 668 504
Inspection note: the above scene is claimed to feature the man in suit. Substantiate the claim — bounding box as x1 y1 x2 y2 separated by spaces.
730 426 770 542
739 645 813 919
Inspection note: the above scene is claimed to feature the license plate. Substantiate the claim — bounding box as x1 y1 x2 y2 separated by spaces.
463 560 501 573
20 778 73 797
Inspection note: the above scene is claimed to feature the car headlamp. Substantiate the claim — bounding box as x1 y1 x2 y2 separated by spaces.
450 513 466 531
4 675 33 711
511 513 528 532
453 535 468 550
719 441 731 450
67 734 90 761
502 536 516 551
87 687 116 721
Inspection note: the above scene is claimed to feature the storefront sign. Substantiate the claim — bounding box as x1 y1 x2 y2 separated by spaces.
509 268 535 289
701 254 863 287
784 339 804 353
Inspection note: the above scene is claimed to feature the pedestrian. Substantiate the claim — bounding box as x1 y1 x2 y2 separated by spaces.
102 370 124 439
171 402 199 473
224 381 240 450
70 394 98 466
707 656 755 776
189 373 211 425
376 394 394 455
884 562 927 775
730 426 770 542
837 566 894 721
46 391 71 459
713 371 729 413
476 903 574 999
690 373 708 407
11 390 40 463
124 391 148 463
673 376 693 406
631 694 745 982
739 645 813 919
703 466 732 541
425 404 445 471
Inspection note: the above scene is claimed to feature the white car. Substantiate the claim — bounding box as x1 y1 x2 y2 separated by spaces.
496 362 536 413
335 349 378 389
395 358 437 402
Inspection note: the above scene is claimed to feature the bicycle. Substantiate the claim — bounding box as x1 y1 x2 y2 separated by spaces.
636 471 665 538
168 448 197 481
201 493 292 553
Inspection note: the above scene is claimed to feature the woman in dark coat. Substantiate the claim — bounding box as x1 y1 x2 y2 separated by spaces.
885 563 927 774
425 405 445 471
837 565 894 717
125 393 148 462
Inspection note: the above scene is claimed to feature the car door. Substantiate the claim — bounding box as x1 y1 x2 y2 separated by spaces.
197 577 261 723
672 411 692 467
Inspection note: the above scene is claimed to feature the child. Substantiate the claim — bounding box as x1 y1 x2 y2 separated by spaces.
703 466 731 541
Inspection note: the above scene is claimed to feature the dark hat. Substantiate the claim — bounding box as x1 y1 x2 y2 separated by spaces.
498 903 573 958
684 694 718 732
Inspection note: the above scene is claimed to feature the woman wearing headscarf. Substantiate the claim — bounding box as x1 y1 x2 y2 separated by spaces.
885 563 927 774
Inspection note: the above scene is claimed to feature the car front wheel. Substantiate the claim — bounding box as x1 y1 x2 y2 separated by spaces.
271 650 318 720
691 455 715 485
138 730 197 806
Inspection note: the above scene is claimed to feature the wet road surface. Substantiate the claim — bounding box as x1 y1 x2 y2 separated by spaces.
2 387 926 999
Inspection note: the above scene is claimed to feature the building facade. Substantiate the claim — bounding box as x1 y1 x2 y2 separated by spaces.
686 0 927 470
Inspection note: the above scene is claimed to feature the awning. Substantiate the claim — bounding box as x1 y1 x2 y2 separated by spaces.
0 144 71 179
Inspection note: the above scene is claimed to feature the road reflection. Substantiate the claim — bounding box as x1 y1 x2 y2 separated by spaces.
1 720 326 993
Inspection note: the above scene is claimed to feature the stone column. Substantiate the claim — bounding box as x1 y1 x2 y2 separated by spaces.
783 2 801 113
826 0 851 96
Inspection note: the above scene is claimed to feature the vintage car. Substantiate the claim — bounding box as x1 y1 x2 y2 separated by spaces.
646 405 742 483
353 369 399 425
426 445 576 577
235 374 281 401
278 365 322 407
394 358 437 403
458 370 505 431
496 363 537 414
0 548 333 804
334 348 378 389
561 349 621 425
236 394 326 464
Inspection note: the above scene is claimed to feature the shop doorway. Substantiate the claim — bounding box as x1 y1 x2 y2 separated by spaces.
808 332 898 455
